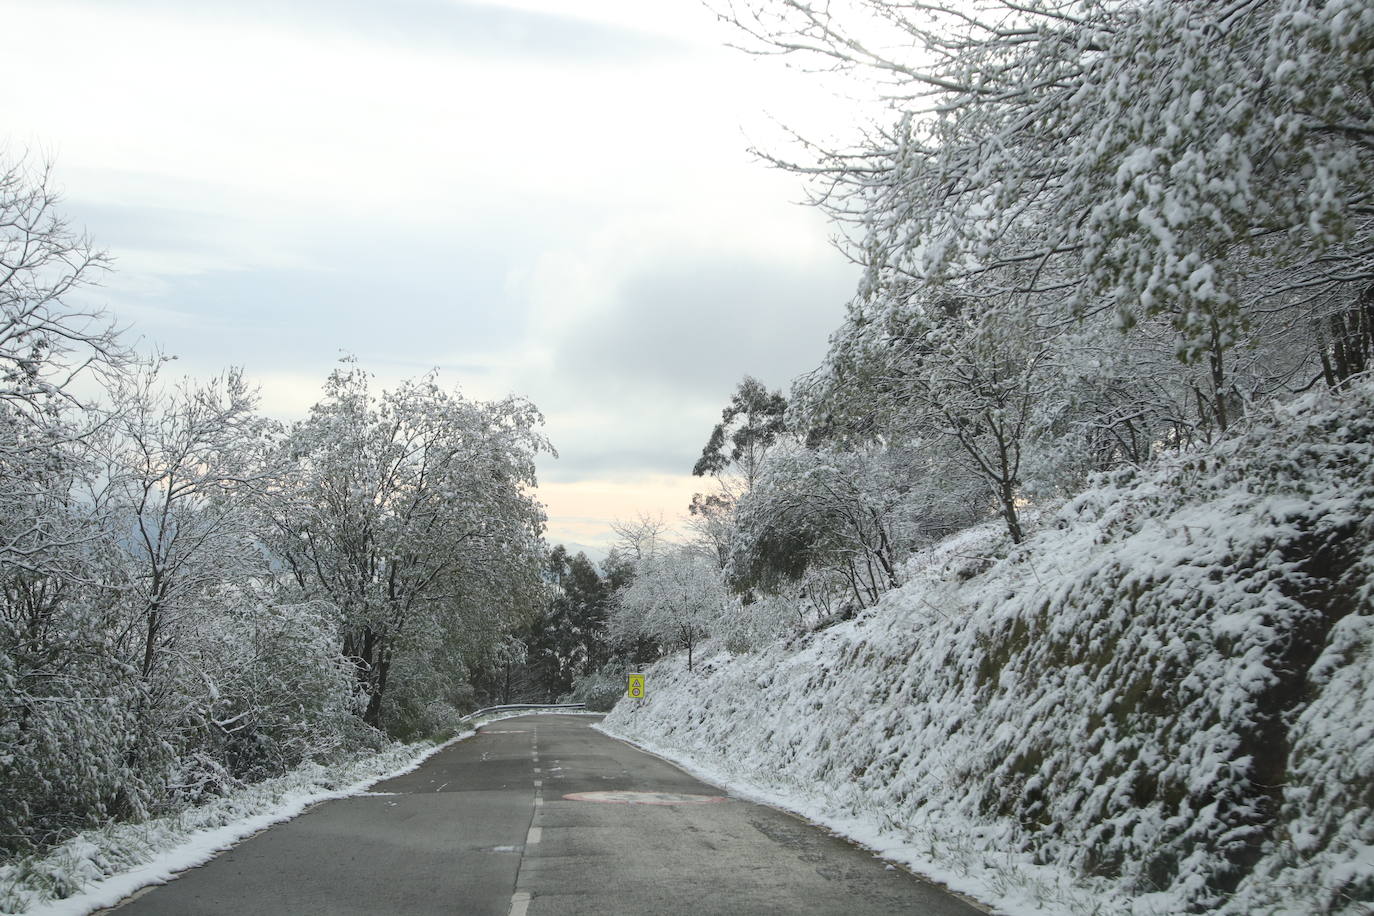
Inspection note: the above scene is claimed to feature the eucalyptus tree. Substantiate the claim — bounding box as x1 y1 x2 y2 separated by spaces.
692 375 788 489
689 376 789 566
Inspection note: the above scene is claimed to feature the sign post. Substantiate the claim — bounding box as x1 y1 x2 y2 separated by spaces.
626 673 646 699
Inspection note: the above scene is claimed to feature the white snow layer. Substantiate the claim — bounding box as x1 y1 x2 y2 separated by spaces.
602 381 1374 915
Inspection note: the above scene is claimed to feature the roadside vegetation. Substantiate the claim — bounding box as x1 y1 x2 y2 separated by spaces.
0 155 551 874
606 380 1374 913
6 0 1374 911
599 1 1374 912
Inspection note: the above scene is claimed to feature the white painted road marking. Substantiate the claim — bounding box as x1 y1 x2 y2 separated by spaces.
509 890 531 916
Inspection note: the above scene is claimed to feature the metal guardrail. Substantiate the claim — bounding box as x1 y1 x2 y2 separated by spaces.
459 703 587 722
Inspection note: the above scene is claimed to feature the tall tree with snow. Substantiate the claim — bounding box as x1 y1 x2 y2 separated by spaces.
261 362 551 731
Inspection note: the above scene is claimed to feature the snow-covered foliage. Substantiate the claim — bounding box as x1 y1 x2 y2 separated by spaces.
0 157 554 869
262 361 551 733
731 444 921 603
568 664 627 712
605 380 1374 914
608 547 734 671
717 0 1374 576
726 0 1374 380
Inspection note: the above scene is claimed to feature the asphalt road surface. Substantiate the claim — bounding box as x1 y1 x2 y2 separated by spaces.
110 714 986 915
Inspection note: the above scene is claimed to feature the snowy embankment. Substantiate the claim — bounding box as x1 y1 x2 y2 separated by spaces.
603 383 1374 915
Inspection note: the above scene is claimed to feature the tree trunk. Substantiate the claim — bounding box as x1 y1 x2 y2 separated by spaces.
1208 314 1230 435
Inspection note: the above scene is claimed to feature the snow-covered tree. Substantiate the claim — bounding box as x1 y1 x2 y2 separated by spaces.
262 362 550 730
730 443 910 609
722 0 1374 428
609 548 730 671
799 285 1051 542
0 155 141 856
0 154 125 582
102 367 270 682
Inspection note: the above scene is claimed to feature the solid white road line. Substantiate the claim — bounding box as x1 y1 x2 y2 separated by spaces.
509 891 531 916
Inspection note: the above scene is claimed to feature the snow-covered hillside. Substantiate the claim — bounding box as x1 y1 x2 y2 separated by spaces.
603 382 1374 915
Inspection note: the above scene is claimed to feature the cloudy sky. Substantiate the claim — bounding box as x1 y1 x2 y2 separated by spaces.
6 0 863 556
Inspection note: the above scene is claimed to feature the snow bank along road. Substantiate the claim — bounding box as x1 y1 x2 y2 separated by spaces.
105 714 984 915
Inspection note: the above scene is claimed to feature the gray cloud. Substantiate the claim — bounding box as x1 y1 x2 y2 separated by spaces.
557 252 856 398
538 251 859 479
69 189 858 485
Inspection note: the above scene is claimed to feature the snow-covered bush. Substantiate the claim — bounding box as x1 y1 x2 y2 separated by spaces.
569 664 625 712
606 379 1374 914
180 596 358 787
714 590 807 652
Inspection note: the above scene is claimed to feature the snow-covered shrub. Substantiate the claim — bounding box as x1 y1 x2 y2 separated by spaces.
0 670 152 858
569 664 624 712
0 580 157 858
180 596 359 787
606 380 1374 915
714 591 805 653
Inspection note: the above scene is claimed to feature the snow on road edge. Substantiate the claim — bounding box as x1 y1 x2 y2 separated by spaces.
3 709 610 915
593 722 1010 915
1 724 494 916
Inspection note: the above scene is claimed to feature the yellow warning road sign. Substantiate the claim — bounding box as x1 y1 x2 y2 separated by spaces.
626 674 646 699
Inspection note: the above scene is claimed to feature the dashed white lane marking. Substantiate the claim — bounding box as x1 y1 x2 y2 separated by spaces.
514 729 540 916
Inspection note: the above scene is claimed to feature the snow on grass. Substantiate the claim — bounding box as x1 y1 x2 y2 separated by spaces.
603 381 1374 915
